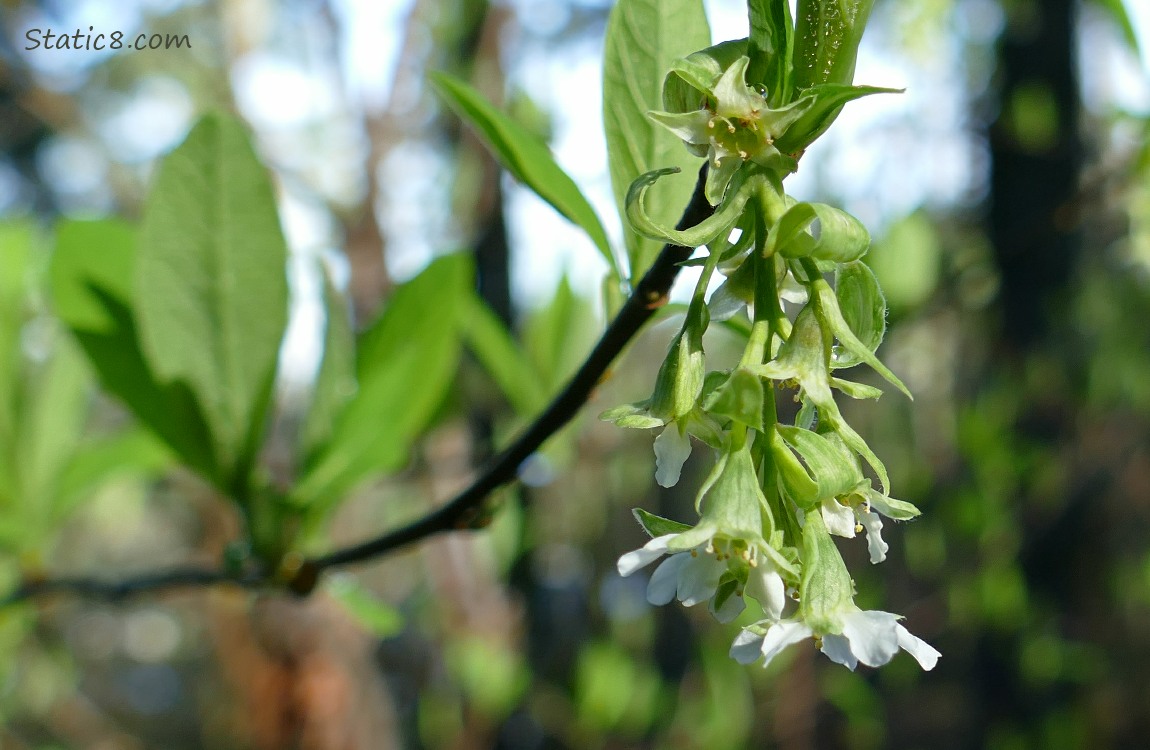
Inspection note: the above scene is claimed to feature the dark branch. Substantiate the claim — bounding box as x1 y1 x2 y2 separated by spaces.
2 165 712 605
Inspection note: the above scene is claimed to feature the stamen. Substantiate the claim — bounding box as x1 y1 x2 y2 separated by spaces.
855 523 864 534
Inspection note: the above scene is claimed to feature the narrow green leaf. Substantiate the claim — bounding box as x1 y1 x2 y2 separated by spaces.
747 0 794 105
603 0 711 279
773 83 898 154
50 220 218 480
327 576 405 638
831 260 886 369
299 268 356 464
633 507 692 538
15 335 89 516
431 73 619 279
294 254 470 508
55 429 171 521
461 292 548 417
136 114 289 492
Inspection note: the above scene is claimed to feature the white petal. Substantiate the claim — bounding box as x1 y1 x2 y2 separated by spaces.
896 624 941 671
858 509 889 564
712 589 746 623
616 534 673 576
821 499 856 538
820 634 858 670
654 423 692 488
647 554 689 605
761 621 813 667
730 629 764 664
841 609 901 667
677 554 724 606
745 566 787 622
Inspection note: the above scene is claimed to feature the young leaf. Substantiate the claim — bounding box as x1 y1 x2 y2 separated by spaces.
430 73 619 279
299 267 356 465
293 254 470 509
50 219 218 480
602 0 711 279
793 0 876 91
136 114 289 492
747 0 794 105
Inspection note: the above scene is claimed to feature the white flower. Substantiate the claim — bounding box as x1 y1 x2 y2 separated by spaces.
617 532 786 624
653 421 692 488
819 498 888 564
730 607 940 671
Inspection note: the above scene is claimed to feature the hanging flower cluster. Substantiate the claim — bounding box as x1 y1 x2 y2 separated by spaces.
603 30 938 674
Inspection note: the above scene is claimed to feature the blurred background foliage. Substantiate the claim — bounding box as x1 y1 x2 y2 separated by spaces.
1 0 1150 748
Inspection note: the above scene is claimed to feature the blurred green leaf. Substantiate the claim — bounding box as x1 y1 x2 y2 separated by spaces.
602 0 710 279
431 73 619 279
50 219 218 480
54 429 170 521
136 113 289 493
633 507 692 537
460 292 548 416
299 268 356 465
294 254 469 508
448 637 529 720
327 576 404 638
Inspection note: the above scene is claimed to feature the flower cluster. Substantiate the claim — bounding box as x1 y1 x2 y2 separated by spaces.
604 38 938 675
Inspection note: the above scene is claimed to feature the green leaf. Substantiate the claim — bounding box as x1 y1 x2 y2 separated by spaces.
294 254 469 508
327 576 404 638
633 507 692 538
830 377 883 400
747 0 795 105
831 260 886 369
299 268 356 464
602 0 711 279
136 113 289 492
461 292 548 417
1091 0 1141 56
50 219 218 480
431 73 619 279
793 0 876 90
55 429 171 521
15 335 89 520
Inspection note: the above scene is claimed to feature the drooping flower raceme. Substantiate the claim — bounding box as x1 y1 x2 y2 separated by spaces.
607 7 938 676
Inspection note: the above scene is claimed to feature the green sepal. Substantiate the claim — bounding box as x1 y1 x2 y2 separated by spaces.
666 442 771 551
649 305 708 421
777 425 866 501
770 427 820 509
626 167 763 247
799 508 855 635
599 400 664 429
663 39 751 114
703 366 765 430
811 278 910 398
831 260 887 370
633 507 693 538
767 202 870 264
859 486 921 521
830 378 884 400
773 84 899 154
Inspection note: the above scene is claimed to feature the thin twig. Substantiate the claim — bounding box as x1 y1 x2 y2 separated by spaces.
2 165 712 605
